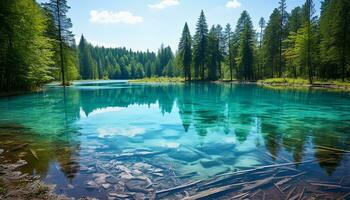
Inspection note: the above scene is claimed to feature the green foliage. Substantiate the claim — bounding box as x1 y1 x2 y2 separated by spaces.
258 78 309 85
78 35 98 80
1 0 350 90
193 10 209 80
236 11 255 81
178 23 192 81
320 0 350 81
43 0 76 86
78 38 177 80
0 0 55 91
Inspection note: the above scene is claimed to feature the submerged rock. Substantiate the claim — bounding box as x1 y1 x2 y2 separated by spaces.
101 183 111 190
93 173 109 184
0 149 4 155
108 192 130 198
200 158 222 168
133 162 152 171
86 180 99 189
153 172 164 177
105 176 118 184
125 178 151 193
234 156 261 168
168 148 201 162
119 171 134 180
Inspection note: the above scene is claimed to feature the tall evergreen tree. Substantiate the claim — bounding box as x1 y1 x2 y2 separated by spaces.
43 0 75 86
289 7 303 33
78 35 97 79
320 0 350 81
215 24 225 79
193 10 209 80
178 23 192 81
224 24 235 81
263 9 280 78
258 17 266 48
236 11 255 81
156 44 174 76
303 0 317 83
207 26 220 81
278 0 288 77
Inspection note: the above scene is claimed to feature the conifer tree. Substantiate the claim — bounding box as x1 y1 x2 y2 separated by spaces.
43 0 75 86
224 24 235 81
193 10 209 80
178 23 192 81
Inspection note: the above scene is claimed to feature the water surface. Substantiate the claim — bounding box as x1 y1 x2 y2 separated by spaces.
0 81 350 199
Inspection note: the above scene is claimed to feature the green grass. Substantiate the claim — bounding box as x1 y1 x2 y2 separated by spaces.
258 78 350 89
314 80 350 87
129 77 185 83
0 186 6 196
258 78 309 85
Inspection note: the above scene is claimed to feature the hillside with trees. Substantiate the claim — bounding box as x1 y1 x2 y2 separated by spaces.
0 0 349 92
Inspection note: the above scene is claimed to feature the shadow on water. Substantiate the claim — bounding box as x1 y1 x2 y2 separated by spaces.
0 81 350 199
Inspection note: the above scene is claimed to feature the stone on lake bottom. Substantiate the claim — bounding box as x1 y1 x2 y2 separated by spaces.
125 178 150 193
168 148 201 162
153 173 164 177
86 180 99 189
200 158 222 168
108 193 130 198
102 183 111 190
106 176 118 184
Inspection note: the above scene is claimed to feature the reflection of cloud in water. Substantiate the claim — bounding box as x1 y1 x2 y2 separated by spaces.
97 127 145 138
80 107 125 119
223 137 236 144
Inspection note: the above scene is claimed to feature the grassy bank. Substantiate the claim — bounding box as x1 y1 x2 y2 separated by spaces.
258 78 350 89
129 77 185 83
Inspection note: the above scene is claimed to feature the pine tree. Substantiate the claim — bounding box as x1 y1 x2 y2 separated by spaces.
236 11 255 81
262 9 280 78
193 10 209 80
207 26 220 81
78 35 97 79
42 0 75 86
258 18 266 48
178 23 192 81
303 0 317 84
320 0 350 81
289 7 303 33
257 17 266 79
215 24 225 79
278 0 288 77
224 24 235 81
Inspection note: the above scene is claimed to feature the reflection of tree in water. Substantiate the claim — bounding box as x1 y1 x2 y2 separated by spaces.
0 125 81 180
37 83 350 176
312 125 350 175
54 142 81 179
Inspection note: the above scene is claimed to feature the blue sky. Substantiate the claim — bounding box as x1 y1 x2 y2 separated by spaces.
37 0 321 52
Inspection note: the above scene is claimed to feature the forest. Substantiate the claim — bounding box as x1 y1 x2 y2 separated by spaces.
0 0 349 91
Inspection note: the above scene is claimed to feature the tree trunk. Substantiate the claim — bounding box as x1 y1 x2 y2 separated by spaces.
56 0 66 86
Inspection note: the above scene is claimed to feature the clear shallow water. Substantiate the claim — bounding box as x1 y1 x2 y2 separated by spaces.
0 80 350 199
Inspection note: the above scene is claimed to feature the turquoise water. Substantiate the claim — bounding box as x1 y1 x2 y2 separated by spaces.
0 80 350 199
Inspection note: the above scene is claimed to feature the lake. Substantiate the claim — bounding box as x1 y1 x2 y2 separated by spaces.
1 80 350 199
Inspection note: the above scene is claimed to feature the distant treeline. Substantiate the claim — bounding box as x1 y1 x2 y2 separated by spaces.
0 0 349 91
78 36 179 80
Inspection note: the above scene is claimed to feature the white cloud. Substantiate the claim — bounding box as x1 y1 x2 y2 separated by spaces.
90 10 143 25
226 0 242 9
148 0 179 10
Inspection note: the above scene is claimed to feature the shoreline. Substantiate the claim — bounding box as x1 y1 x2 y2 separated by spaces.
1 79 349 98
0 160 71 200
